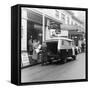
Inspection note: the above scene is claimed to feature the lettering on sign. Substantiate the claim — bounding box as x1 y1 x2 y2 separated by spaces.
21 52 30 66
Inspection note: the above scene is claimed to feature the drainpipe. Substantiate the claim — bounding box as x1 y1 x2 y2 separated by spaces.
42 13 45 42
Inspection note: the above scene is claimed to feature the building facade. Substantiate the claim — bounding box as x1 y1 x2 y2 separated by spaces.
58 10 85 46
21 8 85 67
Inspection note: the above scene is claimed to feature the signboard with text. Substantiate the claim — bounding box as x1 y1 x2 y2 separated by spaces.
21 52 30 67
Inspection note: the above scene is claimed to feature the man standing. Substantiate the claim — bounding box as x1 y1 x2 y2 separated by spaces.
32 39 38 60
32 39 41 63
81 41 85 52
41 42 48 65
28 39 33 55
78 40 82 53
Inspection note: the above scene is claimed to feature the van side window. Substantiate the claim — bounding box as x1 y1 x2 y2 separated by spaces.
62 40 72 46
69 41 72 46
63 40 69 46
62 40 64 45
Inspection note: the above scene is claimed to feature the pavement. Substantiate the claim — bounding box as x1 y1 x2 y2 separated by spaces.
21 53 86 83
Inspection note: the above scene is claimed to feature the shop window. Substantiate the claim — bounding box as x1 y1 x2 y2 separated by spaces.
61 13 65 23
46 18 61 33
55 10 59 18
21 25 23 38
62 40 71 46
27 21 42 52
67 16 70 25
71 21 73 25
64 40 69 46
62 40 64 45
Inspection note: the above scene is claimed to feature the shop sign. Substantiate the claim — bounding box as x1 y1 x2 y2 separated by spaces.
46 18 61 32
27 10 42 24
21 52 30 66
50 29 68 38
50 21 60 30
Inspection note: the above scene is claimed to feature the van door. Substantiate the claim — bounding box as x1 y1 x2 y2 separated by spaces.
47 42 58 55
58 40 61 51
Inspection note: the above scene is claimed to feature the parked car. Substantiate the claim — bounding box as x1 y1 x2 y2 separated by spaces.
45 37 77 64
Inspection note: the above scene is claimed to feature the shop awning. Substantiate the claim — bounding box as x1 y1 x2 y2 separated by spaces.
69 30 83 35
45 14 62 24
26 9 62 25
61 24 79 30
27 9 42 25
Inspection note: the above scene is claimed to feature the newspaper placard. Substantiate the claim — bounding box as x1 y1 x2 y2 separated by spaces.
21 52 30 67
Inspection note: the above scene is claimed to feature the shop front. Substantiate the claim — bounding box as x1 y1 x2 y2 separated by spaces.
44 16 62 41
21 8 62 67
21 9 43 67
60 24 84 46
27 10 42 52
68 30 84 46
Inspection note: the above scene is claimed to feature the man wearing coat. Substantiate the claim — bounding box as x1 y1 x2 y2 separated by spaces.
41 42 48 65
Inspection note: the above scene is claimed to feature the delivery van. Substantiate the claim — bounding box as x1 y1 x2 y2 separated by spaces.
46 37 77 63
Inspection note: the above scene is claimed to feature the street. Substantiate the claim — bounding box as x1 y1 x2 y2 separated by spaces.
21 53 86 83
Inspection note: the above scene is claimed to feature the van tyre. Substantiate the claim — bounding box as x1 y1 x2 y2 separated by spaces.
48 60 52 64
72 55 76 60
61 58 67 64
47 58 52 64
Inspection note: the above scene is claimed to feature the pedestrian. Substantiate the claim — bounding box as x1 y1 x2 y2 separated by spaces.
32 39 38 63
32 39 41 63
78 40 82 53
41 42 48 65
28 38 33 55
81 42 84 52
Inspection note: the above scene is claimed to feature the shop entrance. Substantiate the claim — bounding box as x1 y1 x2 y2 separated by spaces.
27 20 42 55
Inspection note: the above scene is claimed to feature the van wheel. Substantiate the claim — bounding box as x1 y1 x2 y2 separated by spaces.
62 58 67 64
48 59 52 64
48 61 52 64
72 55 76 60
